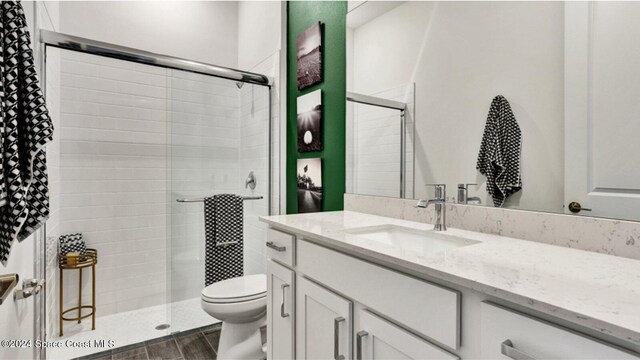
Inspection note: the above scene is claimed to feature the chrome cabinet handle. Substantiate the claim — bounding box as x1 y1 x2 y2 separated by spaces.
334 316 345 360
266 241 286 252
280 284 290 318
356 331 368 360
501 339 536 360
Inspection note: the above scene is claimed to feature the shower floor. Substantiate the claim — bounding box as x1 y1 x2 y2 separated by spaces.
48 297 218 360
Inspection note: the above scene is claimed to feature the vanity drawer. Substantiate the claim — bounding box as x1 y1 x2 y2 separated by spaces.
297 239 460 350
266 228 295 267
480 302 637 359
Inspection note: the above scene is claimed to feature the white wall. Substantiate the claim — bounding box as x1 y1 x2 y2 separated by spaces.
59 1 239 67
349 2 565 213
238 1 281 70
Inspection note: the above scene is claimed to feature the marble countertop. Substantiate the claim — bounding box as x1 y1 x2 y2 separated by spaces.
260 211 640 348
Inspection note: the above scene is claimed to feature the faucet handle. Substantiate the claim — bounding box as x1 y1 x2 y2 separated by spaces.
426 183 446 197
457 183 477 190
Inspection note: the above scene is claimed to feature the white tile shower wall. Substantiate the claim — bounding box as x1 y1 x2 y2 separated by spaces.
240 52 281 276
344 193 640 260
168 69 241 303
58 50 169 316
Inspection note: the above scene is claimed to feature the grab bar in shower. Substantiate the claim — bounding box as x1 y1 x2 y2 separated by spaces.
176 196 264 203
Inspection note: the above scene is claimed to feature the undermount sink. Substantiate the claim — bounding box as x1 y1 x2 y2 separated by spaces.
344 224 479 254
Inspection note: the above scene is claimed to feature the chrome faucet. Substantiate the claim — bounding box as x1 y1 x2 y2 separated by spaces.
416 184 447 231
457 183 481 204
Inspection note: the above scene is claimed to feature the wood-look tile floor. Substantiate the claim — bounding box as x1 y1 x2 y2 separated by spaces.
75 324 222 360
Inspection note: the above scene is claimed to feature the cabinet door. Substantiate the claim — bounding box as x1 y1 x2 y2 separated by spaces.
267 260 294 360
296 276 353 360
355 310 458 360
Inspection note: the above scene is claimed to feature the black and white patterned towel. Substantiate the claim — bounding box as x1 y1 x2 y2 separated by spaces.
59 233 86 256
0 1 54 263
204 194 244 286
476 95 522 207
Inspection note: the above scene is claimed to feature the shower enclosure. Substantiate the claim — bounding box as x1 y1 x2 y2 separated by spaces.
41 31 273 359
346 88 415 199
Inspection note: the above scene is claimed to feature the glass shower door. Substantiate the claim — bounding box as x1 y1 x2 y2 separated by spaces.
167 69 270 333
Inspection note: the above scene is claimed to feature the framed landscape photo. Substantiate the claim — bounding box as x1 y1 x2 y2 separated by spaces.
297 22 322 90
297 158 322 213
297 89 323 152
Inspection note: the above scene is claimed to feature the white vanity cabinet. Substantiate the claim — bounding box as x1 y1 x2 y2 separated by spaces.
266 228 460 360
267 260 295 360
265 225 640 360
296 276 353 359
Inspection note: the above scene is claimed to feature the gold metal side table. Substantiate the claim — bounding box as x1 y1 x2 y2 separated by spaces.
59 248 97 336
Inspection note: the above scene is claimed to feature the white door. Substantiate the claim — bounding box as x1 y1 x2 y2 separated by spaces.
0 235 40 360
267 260 294 360
296 276 352 360
355 310 458 360
565 2 640 220
0 4 45 359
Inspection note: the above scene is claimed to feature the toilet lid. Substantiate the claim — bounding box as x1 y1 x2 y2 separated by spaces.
201 274 266 303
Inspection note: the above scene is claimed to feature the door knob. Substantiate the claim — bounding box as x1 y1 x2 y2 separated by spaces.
568 201 592 213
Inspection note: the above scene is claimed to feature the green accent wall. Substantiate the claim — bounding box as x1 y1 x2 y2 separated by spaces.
287 1 347 214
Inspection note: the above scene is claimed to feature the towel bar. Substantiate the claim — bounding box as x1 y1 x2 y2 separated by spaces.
176 196 263 203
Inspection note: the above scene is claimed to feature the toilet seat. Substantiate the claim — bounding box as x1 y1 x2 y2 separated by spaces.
201 274 266 304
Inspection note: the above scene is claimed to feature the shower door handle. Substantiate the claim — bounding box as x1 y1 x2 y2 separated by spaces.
280 283 290 318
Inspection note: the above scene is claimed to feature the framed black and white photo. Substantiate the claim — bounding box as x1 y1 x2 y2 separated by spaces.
297 158 322 213
297 22 322 90
297 89 322 152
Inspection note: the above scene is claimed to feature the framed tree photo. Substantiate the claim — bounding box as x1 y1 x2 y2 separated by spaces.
297 158 322 213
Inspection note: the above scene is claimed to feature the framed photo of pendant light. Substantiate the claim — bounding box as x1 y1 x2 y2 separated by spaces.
297 89 322 152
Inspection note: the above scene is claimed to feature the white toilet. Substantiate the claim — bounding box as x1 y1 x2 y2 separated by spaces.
201 274 267 360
